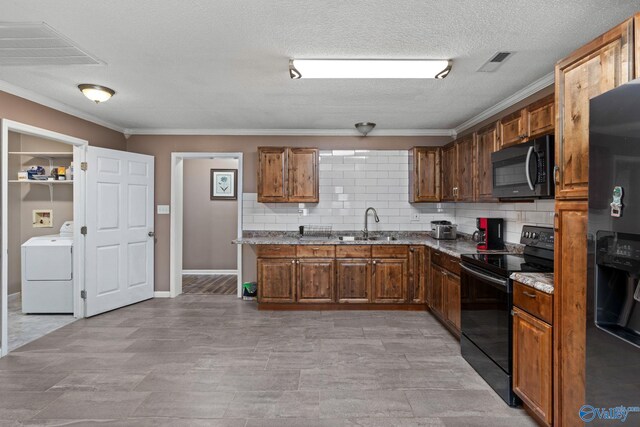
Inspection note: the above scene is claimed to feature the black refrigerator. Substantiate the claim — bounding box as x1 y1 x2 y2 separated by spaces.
587 79 640 423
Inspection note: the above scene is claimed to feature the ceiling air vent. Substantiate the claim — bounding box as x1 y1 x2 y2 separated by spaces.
0 22 103 66
477 51 513 72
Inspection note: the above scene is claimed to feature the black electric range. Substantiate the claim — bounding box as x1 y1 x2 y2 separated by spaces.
459 225 554 407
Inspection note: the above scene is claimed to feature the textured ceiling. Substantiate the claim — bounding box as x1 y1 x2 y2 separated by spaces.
0 0 638 133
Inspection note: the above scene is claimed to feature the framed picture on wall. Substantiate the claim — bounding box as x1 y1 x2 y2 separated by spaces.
210 169 238 200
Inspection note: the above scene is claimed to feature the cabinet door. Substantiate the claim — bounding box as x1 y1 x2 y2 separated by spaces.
444 273 461 332
296 259 334 303
410 147 441 202
372 258 407 303
554 201 587 427
408 246 426 303
336 259 371 303
257 147 288 202
257 258 296 302
500 110 527 147
513 307 553 426
440 144 457 202
475 123 499 201
555 19 633 200
456 136 475 201
429 263 445 316
287 148 319 202
526 94 555 139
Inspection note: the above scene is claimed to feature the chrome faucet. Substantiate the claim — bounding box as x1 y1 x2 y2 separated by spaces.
363 207 380 239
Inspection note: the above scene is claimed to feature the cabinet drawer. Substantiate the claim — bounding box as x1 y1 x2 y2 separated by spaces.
336 245 371 258
372 245 408 258
513 282 553 324
297 245 335 258
430 249 460 275
256 245 297 258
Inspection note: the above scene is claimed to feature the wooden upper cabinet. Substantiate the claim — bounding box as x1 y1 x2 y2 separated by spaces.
440 143 457 202
475 122 500 201
500 110 527 148
555 18 634 200
257 147 319 203
456 135 475 202
288 148 319 202
513 307 553 426
526 94 555 139
258 147 288 202
372 258 407 303
409 147 441 202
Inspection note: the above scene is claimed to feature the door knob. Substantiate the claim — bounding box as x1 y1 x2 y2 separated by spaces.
148 231 155 237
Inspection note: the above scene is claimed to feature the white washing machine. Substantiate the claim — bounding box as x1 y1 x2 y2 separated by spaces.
21 221 74 314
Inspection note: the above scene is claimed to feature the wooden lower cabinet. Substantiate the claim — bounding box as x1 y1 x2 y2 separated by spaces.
372 258 408 303
444 272 461 332
296 259 334 303
513 307 553 427
257 258 296 302
409 246 426 303
336 258 371 303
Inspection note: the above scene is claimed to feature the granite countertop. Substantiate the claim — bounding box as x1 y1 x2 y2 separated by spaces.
233 232 507 259
510 272 554 294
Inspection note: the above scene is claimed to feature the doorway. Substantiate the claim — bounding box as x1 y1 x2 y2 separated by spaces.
1 120 87 356
170 153 243 298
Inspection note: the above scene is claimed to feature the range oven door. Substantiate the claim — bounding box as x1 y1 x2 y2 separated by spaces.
491 136 554 199
460 263 512 373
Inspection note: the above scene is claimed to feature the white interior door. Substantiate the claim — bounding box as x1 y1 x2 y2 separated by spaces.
85 147 154 317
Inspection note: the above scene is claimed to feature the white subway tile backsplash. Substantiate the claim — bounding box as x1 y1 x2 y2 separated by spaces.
243 149 554 242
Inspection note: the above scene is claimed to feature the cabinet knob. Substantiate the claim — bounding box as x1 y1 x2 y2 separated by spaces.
373 261 377 265
410 248 415 252
291 260 295 264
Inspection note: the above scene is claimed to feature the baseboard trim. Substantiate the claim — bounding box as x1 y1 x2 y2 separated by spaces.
154 291 172 298
182 269 238 275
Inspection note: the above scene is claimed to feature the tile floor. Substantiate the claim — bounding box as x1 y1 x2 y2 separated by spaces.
0 295 537 426
8 293 76 352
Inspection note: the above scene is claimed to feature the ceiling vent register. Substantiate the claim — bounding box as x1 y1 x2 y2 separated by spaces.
0 22 103 66
477 51 513 72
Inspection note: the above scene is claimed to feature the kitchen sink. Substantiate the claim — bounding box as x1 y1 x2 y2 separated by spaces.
338 236 397 241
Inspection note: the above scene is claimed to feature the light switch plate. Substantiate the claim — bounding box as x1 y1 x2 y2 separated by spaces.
33 209 53 228
157 205 170 215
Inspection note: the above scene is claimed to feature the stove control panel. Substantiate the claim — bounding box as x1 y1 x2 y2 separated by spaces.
520 225 554 250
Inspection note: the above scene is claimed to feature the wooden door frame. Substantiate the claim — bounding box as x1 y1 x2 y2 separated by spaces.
169 152 244 298
1 119 88 357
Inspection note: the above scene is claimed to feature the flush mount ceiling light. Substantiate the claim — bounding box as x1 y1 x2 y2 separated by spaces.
289 59 451 79
355 122 376 136
77 84 115 103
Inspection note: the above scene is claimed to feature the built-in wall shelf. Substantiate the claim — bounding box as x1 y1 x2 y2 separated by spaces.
8 152 73 159
8 180 73 185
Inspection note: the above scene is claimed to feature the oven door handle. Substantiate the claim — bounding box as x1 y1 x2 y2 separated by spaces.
525 145 535 191
460 264 509 288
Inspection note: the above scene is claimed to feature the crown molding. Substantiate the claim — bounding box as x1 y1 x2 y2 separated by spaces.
123 127 456 137
0 79 125 134
453 72 555 136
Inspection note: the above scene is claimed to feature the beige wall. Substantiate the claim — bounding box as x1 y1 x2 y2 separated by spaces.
126 135 451 291
183 158 238 271
0 91 126 150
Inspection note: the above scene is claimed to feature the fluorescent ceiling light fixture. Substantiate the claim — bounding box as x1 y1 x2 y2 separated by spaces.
78 84 115 103
289 59 451 79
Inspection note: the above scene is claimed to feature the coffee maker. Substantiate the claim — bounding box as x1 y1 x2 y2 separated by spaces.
473 218 504 251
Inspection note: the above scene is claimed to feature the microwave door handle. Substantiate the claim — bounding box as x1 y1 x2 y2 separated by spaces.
525 146 535 191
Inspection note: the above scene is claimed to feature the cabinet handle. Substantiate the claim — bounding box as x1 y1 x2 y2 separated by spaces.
312 247 320 250
554 213 559 232
554 165 560 185
272 247 281 250
522 291 537 298
410 248 415 253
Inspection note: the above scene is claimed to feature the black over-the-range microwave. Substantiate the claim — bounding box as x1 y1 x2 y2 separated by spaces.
491 135 554 199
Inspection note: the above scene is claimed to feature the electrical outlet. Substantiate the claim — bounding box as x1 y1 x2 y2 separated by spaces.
156 205 170 215
411 213 421 222
33 209 53 228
